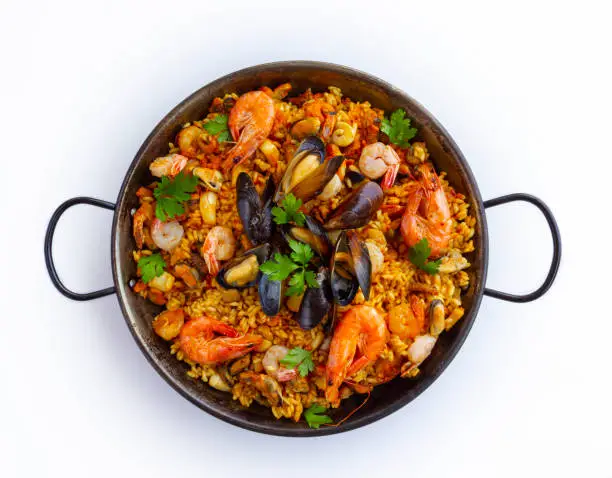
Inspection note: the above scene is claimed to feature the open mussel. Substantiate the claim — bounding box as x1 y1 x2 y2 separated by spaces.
275 136 344 203
330 231 372 306
217 244 271 289
296 266 333 330
282 215 332 262
237 172 275 245
323 181 383 231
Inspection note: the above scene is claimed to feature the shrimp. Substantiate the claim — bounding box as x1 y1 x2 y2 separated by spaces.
400 162 452 258
326 305 388 405
179 315 262 365
152 309 185 341
240 372 284 406
387 295 426 340
151 218 184 251
133 202 154 249
400 334 437 377
201 226 236 276
222 91 275 172
149 153 188 178
262 345 298 382
358 142 400 189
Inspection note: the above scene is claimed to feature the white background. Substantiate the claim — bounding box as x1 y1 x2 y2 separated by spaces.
1 0 610 476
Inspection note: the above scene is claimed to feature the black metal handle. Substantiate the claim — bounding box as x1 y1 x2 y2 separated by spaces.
45 197 116 301
483 193 561 303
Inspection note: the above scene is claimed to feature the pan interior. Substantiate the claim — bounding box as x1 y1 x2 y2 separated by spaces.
111 61 487 436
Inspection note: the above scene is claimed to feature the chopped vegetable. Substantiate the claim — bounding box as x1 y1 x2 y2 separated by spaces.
203 114 231 143
304 404 333 429
408 238 441 274
271 193 306 226
280 347 314 377
153 171 199 221
259 240 319 296
381 109 417 148
138 253 166 283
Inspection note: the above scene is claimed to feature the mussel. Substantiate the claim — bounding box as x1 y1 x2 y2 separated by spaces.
296 266 333 330
323 181 383 231
237 172 275 245
275 136 344 203
282 215 332 261
330 231 372 306
258 247 283 317
217 244 271 289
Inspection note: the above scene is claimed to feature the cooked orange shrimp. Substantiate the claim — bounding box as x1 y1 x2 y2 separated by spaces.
222 91 275 172
149 153 188 178
133 202 154 249
179 315 262 365
240 372 284 406
201 226 236 276
400 162 452 257
387 295 426 340
358 142 400 189
151 218 184 251
326 305 388 405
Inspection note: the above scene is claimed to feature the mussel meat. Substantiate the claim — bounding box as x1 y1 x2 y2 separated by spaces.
275 136 344 203
330 231 372 306
296 267 333 330
237 172 275 245
323 181 383 231
217 244 271 289
282 215 332 261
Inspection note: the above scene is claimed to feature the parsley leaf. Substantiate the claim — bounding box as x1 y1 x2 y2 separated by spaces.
259 242 319 296
203 114 231 143
408 238 441 275
381 109 418 148
286 270 305 297
153 171 198 221
280 347 315 377
304 270 318 288
304 404 333 429
288 239 314 266
271 193 306 226
138 253 166 283
260 253 299 281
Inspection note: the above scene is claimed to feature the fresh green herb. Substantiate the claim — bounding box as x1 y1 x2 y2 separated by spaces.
138 253 166 283
203 114 231 143
271 193 306 226
259 253 299 281
280 347 315 377
259 239 319 296
408 238 441 275
381 109 418 148
153 171 199 221
304 404 333 429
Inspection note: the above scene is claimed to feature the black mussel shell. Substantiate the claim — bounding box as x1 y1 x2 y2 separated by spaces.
282 215 332 262
330 232 359 306
288 155 344 203
347 231 372 300
258 269 283 316
323 181 384 231
217 244 271 289
237 172 274 245
297 267 333 330
345 165 366 187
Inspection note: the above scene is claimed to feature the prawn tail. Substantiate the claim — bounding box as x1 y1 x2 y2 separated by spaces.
381 163 400 189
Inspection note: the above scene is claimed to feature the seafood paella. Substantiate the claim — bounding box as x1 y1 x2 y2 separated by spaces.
130 84 475 428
